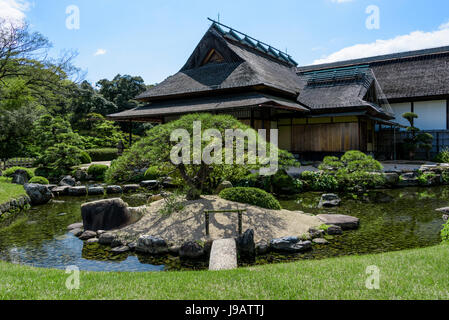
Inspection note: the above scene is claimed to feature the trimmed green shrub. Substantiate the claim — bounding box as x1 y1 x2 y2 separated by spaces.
36 143 85 178
86 148 119 161
87 164 109 181
219 187 282 210
144 166 161 180
418 172 437 186
271 171 302 195
441 221 449 243
319 150 385 192
29 176 50 185
80 151 92 164
434 147 449 163
34 167 52 179
300 171 338 192
3 167 34 180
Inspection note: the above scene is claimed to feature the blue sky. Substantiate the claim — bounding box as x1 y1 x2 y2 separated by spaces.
2 0 449 85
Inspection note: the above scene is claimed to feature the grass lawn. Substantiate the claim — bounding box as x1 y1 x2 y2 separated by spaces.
0 177 26 204
0 245 448 300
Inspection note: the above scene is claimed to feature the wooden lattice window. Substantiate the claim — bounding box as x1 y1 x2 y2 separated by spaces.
202 49 225 65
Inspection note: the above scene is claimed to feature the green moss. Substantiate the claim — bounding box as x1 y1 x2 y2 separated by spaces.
0 177 26 204
3 167 34 180
87 164 109 181
29 176 49 185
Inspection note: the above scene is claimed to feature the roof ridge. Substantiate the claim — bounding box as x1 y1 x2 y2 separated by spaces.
297 45 449 72
208 18 298 67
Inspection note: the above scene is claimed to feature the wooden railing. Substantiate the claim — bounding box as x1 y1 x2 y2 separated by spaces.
2 158 37 170
204 210 246 237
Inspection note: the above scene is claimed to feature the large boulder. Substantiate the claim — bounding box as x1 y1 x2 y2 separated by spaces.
270 237 312 253
317 214 360 230
215 181 233 194
59 176 76 187
318 194 341 208
81 198 141 232
136 236 168 255
236 229 255 258
179 241 205 259
12 170 29 185
384 173 399 186
24 184 53 205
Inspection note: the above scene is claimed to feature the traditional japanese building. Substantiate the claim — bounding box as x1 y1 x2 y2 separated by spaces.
108 20 449 160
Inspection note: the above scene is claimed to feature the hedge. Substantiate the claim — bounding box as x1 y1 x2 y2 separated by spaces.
86 148 119 162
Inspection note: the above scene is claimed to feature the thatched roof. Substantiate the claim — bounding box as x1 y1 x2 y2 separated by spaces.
109 22 402 122
298 46 449 101
108 92 308 121
296 66 392 118
135 23 303 102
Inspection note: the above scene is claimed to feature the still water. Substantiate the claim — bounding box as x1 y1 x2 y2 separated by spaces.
0 187 446 272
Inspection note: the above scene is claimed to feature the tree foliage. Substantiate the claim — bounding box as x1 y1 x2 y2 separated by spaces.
106 114 298 199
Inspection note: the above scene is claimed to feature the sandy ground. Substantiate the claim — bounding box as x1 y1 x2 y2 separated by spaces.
114 196 322 245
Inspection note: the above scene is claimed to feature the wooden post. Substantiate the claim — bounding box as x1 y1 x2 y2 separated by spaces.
238 211 243 235
205 211 210 237
250 108 255 129
129 121 133 146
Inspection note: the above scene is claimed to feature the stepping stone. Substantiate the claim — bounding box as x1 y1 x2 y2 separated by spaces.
68 186 87 196
123 184 140 193
313 238 329 245
52 186 69 196
67 222 83 230
209 239 238 271
88 186 105 196
106 185 123 194
317 214 360 230
140 180 159 188
111 246 130 254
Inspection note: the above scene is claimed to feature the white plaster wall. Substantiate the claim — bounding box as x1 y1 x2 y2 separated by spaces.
414 100 446 130
391 102 412 128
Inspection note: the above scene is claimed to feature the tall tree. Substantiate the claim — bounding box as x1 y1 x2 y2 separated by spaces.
96 74 146 112
70 81 118 126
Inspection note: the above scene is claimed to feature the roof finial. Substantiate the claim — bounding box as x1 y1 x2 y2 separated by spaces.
218 13 220 23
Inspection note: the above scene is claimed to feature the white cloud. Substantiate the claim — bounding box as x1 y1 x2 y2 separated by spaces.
94 49 107 56
0 0 30 24
439 20 449 30
313 22 449 65
331 0 354 3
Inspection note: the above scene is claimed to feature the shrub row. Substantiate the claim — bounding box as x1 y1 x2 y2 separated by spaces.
86 148 119 162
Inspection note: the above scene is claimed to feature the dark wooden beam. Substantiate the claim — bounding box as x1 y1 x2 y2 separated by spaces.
129 121 133 147
446 99 449 130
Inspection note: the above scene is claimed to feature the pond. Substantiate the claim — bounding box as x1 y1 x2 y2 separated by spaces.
0 187 446 272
